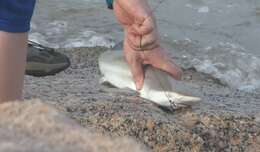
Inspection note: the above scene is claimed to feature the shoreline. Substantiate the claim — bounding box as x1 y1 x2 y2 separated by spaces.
21 47 260 151
25 46 260 115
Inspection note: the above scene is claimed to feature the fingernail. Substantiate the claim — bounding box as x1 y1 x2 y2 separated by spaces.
135 83 141 90
135 81 142 91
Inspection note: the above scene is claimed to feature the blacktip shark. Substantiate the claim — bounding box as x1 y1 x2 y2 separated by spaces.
98 50 201 109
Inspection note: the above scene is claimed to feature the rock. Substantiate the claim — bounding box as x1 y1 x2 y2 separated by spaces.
255 113 260 123
23 47 260 152
0 99 145 152
176 112 200 129
246 135 260 152
69 96 260 152
146 119 156 131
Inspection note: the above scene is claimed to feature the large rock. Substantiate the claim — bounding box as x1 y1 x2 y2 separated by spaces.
23 47 260 152
0 99 145 152
65 96 260 152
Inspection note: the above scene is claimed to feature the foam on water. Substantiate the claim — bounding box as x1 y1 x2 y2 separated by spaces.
171 39 260 92
198 6 210 13
30 0 117 49
29 22 115 49
62 32 115 48
29 32 59 48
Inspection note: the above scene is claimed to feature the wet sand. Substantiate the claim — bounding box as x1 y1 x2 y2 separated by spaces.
23 47 260 151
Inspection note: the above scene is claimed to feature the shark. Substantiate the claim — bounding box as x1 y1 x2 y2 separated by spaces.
98 50 201 109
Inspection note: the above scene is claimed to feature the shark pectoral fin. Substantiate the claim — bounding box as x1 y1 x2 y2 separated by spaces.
180 96 201 102
170 92 201 106
99 76 117 88
99 76 108 84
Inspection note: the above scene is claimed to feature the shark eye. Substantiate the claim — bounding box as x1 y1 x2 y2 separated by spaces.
169 100 176 106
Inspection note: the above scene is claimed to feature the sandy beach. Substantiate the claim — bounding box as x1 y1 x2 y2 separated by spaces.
16 47 259 151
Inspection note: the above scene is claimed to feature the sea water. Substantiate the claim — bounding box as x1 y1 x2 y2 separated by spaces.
30 0 260 92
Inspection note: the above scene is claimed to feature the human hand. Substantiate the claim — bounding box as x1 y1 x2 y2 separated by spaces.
123 37 183 90
113 0 183 90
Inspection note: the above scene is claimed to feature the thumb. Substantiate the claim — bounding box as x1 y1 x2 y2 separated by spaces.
131 16 154 35
131 22 153 36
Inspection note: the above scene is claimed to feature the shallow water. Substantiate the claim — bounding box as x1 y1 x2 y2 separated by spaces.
31 0 260 92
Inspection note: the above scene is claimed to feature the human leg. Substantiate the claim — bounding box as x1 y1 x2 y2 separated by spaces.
0 0 36 102
0 32 28 102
